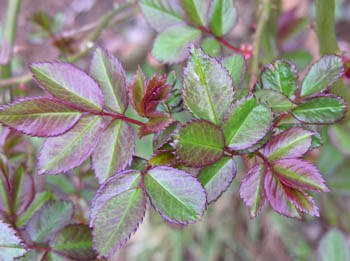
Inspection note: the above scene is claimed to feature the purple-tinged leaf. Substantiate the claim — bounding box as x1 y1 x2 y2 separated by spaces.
239 164 266 218
90 170 141 227
0 97 81 137
172 120 224 167
89 47 128 114
0 220 27 259
261 60 298 99
128 66 146 116
301 55 344 97
153 121 180 151
148 151 178 166
222 96 272 150
292 95 347 124
221 53 246 86
38 115 104 175
183 46 234 125
152 24 201 64
198 157 236 204
92 188 146 257
144 166 206 224
50 224 96 260
255 90 296 113
273 158 329 192
209 0 237 37
179 0 210 26
234 131 272 154
29 62 104 112
92 120 134 184
138 115 175 138
139 0 185 32
264 127 313 161
264 170 301 219
26 200 74 243
283 186 319 217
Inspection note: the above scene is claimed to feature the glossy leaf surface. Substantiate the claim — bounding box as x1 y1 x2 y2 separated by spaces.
0 220 26 260
183 46 234 125
172 120 224 167
38 115 104 174
144 166 206 224
209 0 237 37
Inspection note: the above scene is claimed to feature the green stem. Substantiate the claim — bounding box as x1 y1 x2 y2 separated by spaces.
1 0 22 102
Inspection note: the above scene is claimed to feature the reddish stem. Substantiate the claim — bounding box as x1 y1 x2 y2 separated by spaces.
101 111 145 127
29 244 51 252
255 151 271 168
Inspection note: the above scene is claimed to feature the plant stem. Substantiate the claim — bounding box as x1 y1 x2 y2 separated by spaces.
1 0 22 102
102 111 145 127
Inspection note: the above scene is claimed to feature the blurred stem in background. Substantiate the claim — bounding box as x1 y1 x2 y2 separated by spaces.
1 0 22 103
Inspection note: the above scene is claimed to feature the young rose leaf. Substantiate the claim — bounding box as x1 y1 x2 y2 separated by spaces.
292 95 347 124
29 62 104 112
92 120 134 184
138 115 174 138
183 46 234 125
128 66 146 116
264 127 313 161
0 97 81 137
273 158 329 192
0 220 27 259
200 37 221 58
50 224 96 260
16 191 53 228
283 186 319 217
255 90 296 113
197 157 236 204
179 0 210 26
261 60 298 99
89 47 128 114
139 0 185 32
222 97 272 150
172 120 224 167
11 166 35 215
209 0 237 37
148 151 178 166
90 170 142 227
144 166 206 224
318 229 349 261
38 115 104 174
152 24 201 64
92 188 146 257
222 53 246 86
239 164 266 218
301 55 344 97
264 170 301 219
26 200 74 243
153 121 179 151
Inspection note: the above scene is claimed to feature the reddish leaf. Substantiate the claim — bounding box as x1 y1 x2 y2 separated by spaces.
283 186 319 217
128 66 146 116
138 115 175 138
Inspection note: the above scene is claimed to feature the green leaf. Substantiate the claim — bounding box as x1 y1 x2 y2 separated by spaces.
50 224 96 260
178 0 210 26
255 89 296 113
139 0 184 32
26 200 74 243
89 47 128 114
16 192 53 228
92 120 134 184
221 53 246 86
261 60 298 99
93 188 146 257
11 166 34 215
152 24 201 64
144 166 206 224
301 55 344 97
292 95 347 124
0 220 27 260
149 151 178 166
222 97 272 150
183 46 234 125
200 37 221 58
172 120 224 167
38 115 104 174
318 229 349 261
209 0 237 37
197 157 236 203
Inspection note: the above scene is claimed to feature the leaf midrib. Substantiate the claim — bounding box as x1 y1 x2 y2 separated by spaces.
0 112 81 117
179 137 223 151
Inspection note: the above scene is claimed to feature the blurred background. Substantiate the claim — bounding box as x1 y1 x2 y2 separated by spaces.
1 0 350 260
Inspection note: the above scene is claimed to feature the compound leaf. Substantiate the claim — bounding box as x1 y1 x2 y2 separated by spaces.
209 0 237 37
183 46 234 125
0 220 27 260
144 166 206 224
